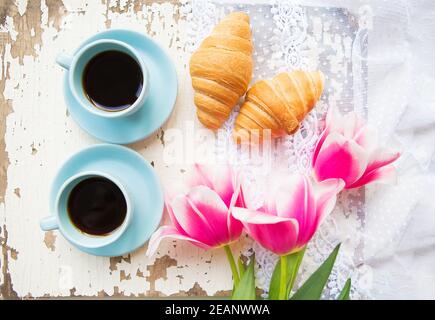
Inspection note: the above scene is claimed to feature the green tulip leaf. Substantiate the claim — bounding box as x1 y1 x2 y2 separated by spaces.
286 247 306 298
268 257 282 300
268 248 306 300
232 255 256 300
291 243 341 300
337 278 351 300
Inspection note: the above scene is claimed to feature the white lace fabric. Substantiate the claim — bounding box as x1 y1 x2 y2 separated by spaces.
181 0 430 299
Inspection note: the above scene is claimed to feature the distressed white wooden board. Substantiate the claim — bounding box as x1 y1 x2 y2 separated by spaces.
0 0 246 298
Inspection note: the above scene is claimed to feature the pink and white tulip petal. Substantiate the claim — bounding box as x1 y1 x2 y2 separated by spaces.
147 164 245 257
353 125 378 154
165 193 187 235
312 108 400 189
232 174 343 255
312 107 342 166
232 207 300 255
186 186 236 245
342 112 364 139
190 163 235 207
170 193 222 247
325 106 343 130
312 129 328 166
146 226 211 257
274 175 316 247
232 207 296 224
365 148 401 174
347 165 397 189
226 180 244 241
314 133 368 187
309 179 345 243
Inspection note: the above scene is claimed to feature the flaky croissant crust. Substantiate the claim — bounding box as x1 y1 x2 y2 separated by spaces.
189 12 253 130
234 70 324 142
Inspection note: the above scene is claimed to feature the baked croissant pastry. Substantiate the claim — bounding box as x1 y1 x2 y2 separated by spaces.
189 12 253 130
234 70 324 142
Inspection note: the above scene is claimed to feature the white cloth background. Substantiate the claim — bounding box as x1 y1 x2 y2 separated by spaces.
312 0 435 299
363 0 435 299
309 0 435 300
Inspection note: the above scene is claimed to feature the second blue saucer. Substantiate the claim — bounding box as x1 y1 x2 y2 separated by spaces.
49 144 164 256
62 29 178 144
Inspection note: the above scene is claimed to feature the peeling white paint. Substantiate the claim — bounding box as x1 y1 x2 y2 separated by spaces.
1 0 238 298
16 0 28 17
1 17 17 41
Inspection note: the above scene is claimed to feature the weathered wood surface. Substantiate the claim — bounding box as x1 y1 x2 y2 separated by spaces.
0 0 243 299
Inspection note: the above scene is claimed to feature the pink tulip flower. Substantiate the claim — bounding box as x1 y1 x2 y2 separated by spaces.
232 174 344 255
146 164 244 257
312 108 400 189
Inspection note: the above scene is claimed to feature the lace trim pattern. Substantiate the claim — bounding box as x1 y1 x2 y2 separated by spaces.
182 0 371 299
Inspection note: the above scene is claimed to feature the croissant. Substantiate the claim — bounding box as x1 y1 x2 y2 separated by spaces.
234 70 324 142
189 12 253 130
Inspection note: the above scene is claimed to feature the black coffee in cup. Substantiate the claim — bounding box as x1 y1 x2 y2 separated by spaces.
67 177 127 236
82 50 143 111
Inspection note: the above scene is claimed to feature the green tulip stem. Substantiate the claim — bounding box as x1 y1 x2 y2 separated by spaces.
224 245 240 287
288 247 306 296
279 255 288 300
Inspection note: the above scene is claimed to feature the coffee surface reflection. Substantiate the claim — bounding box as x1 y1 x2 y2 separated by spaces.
67 177 127 236
83 50 143 111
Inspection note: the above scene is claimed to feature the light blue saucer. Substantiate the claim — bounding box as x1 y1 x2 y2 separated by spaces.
62 29 178 144
49 144 164 256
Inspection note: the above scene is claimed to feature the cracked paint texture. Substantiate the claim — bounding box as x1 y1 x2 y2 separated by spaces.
0 0 243 298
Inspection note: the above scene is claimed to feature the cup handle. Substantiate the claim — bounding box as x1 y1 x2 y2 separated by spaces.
40 215 59 231
56 53 73 70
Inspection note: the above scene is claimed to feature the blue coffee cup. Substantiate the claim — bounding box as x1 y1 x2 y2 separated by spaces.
56 39 149 118
40 171 133 249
